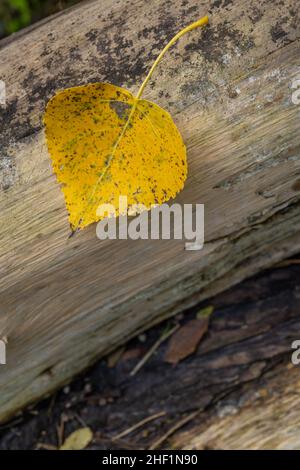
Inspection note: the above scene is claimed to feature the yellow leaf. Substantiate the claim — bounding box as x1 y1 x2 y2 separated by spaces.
60 427 93 450
44 16 209 233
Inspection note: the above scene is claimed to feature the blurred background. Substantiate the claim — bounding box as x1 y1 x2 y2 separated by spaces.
0 0 83 39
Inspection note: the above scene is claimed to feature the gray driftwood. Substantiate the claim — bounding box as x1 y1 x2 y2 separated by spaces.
0 0 299 422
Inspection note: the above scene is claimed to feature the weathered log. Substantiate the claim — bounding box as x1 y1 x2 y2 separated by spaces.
0 0 299 422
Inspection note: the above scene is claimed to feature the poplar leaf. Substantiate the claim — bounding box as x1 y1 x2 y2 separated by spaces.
44 16 209 233
60 427 93 450
164 318 209 364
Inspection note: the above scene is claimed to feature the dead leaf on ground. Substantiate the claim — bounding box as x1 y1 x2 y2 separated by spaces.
121 347 144 362
164 318 210 365
60 427 93 450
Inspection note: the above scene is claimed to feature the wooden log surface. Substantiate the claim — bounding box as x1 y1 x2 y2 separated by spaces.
0 260 299 450
0 0 299 422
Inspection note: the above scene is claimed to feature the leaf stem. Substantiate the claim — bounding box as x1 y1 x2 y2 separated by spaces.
135 15 209 100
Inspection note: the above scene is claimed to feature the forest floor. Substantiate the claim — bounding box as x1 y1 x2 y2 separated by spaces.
0 255 299 450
